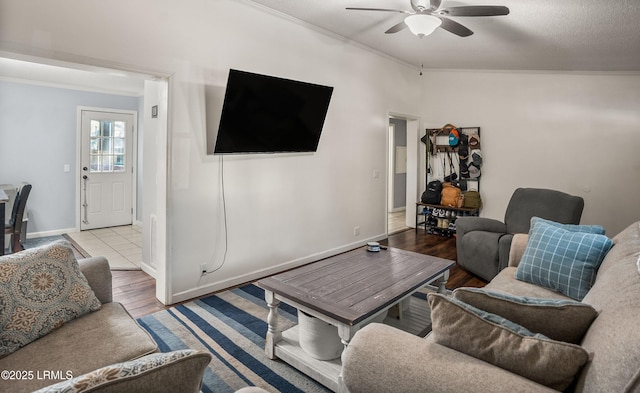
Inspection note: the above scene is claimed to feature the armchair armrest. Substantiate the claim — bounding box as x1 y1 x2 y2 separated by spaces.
343 324 555 393
455 217 507 237
78 257 112 304
508 234 530 268
498 233 515 271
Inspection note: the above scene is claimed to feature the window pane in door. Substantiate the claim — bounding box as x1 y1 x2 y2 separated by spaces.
101 155 113 172
89 118 127 173
102 137 113 154
114 121 125 138
90 120 101 137
102 121 113 137
90 155 100 172
114 155 125 171
114 138 124 154
90 138 101 154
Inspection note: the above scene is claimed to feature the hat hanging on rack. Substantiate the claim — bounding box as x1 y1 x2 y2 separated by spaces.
458 145 469 161
448 128 460 146
460 161 470 178
468 133 481 149
472 150 483 166
469 163 481 178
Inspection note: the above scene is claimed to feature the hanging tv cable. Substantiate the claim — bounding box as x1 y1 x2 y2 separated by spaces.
200 155 228 276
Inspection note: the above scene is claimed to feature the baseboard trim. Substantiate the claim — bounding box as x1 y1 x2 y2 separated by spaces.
168 234 388 305
26 228 77 239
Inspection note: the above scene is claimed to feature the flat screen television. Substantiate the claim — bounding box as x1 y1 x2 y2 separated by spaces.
213 69 334 154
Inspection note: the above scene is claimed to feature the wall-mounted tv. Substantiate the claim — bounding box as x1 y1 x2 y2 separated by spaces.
213 69 334 154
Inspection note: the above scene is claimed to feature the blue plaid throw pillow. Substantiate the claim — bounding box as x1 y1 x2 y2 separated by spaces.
529 217 606 235
515 218 613 300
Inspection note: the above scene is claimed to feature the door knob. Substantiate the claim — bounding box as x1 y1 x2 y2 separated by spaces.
82 175 88 180
83 166 88 171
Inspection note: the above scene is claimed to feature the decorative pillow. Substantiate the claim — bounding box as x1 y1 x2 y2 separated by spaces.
33 350 211 393
515 218 613 300
428 293 590 391
453 288 598 343
0 241 101 357
530 216 606 235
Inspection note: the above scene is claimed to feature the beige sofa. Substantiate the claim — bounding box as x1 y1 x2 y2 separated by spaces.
342 221 640 392
0 254 211 393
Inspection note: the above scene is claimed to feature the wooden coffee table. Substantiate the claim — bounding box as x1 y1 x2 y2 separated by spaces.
257 246 454 392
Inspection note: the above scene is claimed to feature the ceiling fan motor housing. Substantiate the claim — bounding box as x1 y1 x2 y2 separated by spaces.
412 0 431 11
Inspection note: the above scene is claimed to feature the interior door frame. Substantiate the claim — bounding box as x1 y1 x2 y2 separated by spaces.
387 112 421 233
76 106 138 232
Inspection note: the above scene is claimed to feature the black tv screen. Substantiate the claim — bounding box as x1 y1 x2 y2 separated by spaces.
213 69 333 154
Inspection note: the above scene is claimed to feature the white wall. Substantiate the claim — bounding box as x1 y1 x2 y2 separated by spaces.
0 0 421 303
164 4 422 302
420 70 640 235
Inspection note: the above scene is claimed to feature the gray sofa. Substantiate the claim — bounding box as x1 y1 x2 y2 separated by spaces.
342 221 640 392
0 255 211 393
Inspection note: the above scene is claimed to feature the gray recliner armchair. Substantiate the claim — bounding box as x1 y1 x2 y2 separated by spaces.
455 188 584 281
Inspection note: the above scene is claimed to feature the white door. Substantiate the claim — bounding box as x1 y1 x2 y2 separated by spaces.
80 110 134 230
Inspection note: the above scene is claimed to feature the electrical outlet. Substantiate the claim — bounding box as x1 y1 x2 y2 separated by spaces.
200 263 207 275
353 226 360 236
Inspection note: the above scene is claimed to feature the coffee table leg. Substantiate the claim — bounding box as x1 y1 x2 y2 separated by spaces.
264 290 281 360
435 270 450 294
337 324 354 393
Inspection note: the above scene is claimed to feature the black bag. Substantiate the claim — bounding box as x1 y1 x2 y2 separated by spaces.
421 180 443 204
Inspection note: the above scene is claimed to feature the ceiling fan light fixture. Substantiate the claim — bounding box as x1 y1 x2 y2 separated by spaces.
404 14 442 37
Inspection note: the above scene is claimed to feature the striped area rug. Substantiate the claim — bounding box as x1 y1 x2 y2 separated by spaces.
137 284 331 393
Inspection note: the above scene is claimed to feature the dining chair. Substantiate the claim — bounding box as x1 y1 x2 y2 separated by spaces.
4 183 32 254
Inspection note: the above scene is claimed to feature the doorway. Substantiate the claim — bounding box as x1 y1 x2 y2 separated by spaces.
388 118 408 234
387 114 421 235
79 109 136 230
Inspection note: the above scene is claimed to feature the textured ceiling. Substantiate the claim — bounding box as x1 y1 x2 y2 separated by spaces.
2 0 638 95
247 0 640 72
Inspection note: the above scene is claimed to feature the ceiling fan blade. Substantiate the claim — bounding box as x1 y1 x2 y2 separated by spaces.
385 20 408 34
345 7 411 14
440 6 509 17
438 17 473 37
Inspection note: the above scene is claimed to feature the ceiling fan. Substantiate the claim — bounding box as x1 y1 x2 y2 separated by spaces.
346 0 509 38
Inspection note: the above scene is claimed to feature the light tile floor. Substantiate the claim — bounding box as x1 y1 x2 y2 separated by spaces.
388 210 410 234
66 225 142 270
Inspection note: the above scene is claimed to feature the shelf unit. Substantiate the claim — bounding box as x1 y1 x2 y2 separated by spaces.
415 202 479 237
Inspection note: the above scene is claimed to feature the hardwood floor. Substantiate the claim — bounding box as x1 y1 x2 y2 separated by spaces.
381 229 488 290
113 228 487 319
112 270 167 318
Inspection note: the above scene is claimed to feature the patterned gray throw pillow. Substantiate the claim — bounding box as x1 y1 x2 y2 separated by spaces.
0 240 102 357
33 350 211 393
